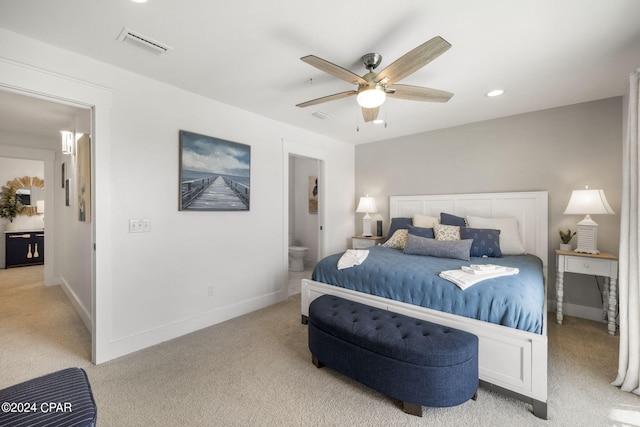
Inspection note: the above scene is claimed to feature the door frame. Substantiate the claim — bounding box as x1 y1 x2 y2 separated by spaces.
0 58 114 364
282 139 328 279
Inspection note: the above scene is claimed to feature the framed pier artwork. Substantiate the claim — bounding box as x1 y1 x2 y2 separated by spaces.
179 130 251 211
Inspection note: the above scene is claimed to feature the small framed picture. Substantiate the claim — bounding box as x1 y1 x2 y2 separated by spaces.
65 179 70 206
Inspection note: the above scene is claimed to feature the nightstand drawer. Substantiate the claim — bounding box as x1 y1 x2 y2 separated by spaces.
565 256 613 276
352 236 385 249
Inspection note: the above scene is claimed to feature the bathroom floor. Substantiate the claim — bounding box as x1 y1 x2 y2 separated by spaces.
288 266 313 296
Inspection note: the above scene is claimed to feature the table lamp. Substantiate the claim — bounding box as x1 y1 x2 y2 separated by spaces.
563 186 614 254
356 195 377 237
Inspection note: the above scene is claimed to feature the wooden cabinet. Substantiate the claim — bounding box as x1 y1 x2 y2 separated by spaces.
5 231 44 268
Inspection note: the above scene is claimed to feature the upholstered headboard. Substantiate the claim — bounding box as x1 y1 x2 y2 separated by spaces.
389 191 549 266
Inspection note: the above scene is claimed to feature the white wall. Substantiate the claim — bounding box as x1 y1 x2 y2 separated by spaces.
355 97 623 321
0 28 355 363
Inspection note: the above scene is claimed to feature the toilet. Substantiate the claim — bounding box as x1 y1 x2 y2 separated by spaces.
289 246 308 272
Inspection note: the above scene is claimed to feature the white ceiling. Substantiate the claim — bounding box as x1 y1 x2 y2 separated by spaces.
1 0 639 145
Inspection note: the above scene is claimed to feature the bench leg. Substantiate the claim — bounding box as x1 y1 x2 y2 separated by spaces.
312 355 325 368
403 402 423 417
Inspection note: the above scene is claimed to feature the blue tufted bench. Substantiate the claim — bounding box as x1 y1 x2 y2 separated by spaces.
308 295 478 416
0 368 97 427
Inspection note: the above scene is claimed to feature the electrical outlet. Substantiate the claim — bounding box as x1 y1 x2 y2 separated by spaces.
129 219 151 233
207 286 214 297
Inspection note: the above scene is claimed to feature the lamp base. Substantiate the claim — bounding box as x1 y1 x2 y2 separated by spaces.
362 215 372 237
574 249 600 255
574 216 599 254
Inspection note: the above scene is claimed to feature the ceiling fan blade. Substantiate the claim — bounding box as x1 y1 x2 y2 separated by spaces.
375 36 451 85
296 90 357 108
301 55 367 85
387 84 453 102
362 106 380 122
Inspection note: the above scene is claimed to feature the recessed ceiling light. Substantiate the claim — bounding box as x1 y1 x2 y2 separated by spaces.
372 119 385 125
486 89 505 97
131 0 148 3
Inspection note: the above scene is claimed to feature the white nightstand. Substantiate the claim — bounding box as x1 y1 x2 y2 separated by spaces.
352 236 385 249
555 249 618 335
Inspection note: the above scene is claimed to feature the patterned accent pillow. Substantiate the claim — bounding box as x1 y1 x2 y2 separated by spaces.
460 227 502 257
404 234 472 261
382 229 408 249
466 216 525 255
434 223 461 241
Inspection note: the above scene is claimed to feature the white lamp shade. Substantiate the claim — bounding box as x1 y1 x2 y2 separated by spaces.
563 188 613 254
563 189 614 215
356 196 377 214
356 86 386 109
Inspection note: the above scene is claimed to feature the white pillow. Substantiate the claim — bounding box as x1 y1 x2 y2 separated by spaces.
413 214 440 228
466 216 526 255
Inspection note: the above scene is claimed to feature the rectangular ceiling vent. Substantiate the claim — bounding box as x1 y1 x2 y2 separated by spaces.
117 27 173 55
312 111 333 120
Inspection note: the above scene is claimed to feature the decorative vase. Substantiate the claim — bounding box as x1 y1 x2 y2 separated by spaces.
559 243 572 251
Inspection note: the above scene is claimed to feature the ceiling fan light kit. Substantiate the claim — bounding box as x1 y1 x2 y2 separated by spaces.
297 36 454 124
356 85 386 108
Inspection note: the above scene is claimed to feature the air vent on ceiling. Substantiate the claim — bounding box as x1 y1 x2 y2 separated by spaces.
312 111 333 120
117 27 173 55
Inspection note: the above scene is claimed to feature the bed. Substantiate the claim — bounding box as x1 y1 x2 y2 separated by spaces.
301 191 548 418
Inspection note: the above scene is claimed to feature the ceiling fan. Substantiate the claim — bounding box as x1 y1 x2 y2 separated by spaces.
296 36 454 123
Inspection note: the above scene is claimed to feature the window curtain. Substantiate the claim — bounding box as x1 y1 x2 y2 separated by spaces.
612 68 640 395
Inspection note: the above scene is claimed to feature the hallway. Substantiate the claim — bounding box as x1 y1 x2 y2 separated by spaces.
0 265 91 387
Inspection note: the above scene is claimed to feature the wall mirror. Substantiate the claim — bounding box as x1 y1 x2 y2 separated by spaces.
7 176 45 216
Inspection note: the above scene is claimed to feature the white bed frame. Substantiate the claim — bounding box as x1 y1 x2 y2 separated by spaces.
301 191 549 418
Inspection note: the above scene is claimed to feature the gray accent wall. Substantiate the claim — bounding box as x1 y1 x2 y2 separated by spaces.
355 97 623 320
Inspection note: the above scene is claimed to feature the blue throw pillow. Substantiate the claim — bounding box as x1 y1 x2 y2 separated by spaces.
404 234 472 261
385 217 412 242
440 212 467 227
408 226 435 239
460 227 502 257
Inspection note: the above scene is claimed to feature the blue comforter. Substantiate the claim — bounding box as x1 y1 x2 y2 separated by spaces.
312 246 545 334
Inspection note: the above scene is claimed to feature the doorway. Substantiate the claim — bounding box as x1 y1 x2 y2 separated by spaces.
0 88 93 361
283 140 327 297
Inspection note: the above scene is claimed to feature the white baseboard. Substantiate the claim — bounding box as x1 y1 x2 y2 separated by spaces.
58 277 92 332
104 289 288 363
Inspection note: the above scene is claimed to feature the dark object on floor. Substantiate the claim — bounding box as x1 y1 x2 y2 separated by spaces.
0 367 97 427
308 295 478 416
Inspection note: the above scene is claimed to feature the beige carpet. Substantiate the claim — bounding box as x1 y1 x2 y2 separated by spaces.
1 266 639 426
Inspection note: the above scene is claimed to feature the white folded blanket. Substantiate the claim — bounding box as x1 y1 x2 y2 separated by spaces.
461 264 508 274
440 265 519 290
337 249 369 270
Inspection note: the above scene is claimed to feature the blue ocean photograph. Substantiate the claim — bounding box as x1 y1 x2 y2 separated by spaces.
179 130 250 211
